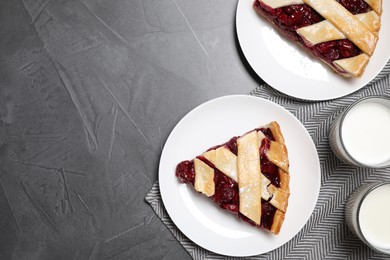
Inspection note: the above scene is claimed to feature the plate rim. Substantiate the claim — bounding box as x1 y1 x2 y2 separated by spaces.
235 0 390 101
158 95 321 256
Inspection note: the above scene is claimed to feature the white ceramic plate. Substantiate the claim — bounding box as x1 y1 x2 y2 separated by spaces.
159 95 321 257
236 0 390 101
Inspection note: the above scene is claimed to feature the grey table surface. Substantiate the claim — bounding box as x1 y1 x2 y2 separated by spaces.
0 0 262 259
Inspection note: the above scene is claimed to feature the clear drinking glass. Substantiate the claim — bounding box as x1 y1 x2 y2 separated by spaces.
329 96 390 168
345 182 390 254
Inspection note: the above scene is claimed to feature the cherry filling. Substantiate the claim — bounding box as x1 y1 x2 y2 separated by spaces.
260 138 280 187
261 200 278 229
314 39 361 61
254 2 323 42
225 136 239 156
175 129 282 231
205 136 239 155
253 0 370 73
176 160 195 185
258 127 275 141
212 169 239 213
336 0 369 14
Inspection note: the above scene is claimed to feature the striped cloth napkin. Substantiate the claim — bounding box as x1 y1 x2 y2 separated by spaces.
145 61 390 259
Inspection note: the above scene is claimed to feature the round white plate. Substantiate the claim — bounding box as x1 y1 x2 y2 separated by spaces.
236 0 390 101
159 95 321 257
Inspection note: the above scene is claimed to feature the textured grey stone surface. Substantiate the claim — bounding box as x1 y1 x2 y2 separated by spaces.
0 0 261 259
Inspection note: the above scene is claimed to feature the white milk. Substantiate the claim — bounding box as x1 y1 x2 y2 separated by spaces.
359 184 390 250
341 100 390 166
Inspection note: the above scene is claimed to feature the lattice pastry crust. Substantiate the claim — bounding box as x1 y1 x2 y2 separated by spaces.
175 121 290 235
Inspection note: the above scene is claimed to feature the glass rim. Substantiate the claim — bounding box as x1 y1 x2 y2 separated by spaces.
338 96 390 169
356 181 390 253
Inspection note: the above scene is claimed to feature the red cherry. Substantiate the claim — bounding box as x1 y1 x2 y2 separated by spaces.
176 160 195 184
338 40 359 58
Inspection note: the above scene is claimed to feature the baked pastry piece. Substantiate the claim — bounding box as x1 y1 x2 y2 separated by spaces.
253 0 382 77
176 121 290 235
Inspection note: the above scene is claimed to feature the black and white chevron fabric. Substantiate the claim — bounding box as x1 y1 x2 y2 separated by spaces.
145 61 390 260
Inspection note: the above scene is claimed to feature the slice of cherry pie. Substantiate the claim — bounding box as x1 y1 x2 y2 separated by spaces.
176 121 290 235
253 0 382 77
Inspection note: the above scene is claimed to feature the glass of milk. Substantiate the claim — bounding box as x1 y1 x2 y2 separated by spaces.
329 96 390 168
346 182 390 254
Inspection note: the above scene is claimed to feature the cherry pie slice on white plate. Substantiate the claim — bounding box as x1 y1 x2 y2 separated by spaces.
176 121 290 235
159 95 321 256
254 0 382 77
